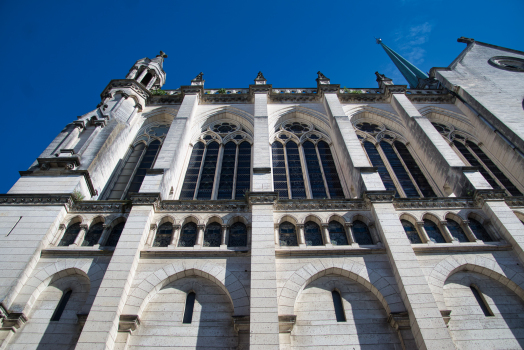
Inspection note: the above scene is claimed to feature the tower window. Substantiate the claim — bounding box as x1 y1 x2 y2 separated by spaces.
470 285 494 316
178 223 197 247
228 222 247 247
141 72 153 87
423 219 446 243
332 290 346 322
352 220 373 245
59 223 81 246
82 222 104 246
304 221 323 246
328 221 348 246
204 223 221 247
182 292 196 324
401 219 422 244
468 219 493 242
153 222 173 247
279 222 298 247
446 219 470 242
51 290 72 321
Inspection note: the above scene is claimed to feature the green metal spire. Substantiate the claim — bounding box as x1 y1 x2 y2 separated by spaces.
375 38 428 88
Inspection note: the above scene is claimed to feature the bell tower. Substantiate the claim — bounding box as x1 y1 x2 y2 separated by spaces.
126 51 168 90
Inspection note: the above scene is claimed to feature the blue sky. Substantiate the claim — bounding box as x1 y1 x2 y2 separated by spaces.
0 0 523 192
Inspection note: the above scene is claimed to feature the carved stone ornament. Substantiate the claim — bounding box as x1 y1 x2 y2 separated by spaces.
129 193 161 207
247 192 279 205
474 189 506 207
159 200 247 212
0 194 73 209
275 199 369 211
505 196 524 208
65 162 76 170
100 79 150 101
203 93 251 105
363 191 396 203
394 197 477 210
118 315 140 333
71 200 130 213
387 312 410 331
0 312 27 332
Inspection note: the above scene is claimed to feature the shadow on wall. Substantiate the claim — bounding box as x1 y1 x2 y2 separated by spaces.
444 270 524 349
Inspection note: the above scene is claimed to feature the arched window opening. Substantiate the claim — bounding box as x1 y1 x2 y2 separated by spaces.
394 142 436 197
235 141 252 199
470 285 494 316
127 140 162 197
331 290 346 322
317 141 345 199
380 141 420 197
303 141 327 199
423 219 446 243
304 221 323 246
106 222 125 247
153 222 173 247
217 142 237 199
50 290 72 321
364 141 398 196
286 142 306 199
401 220 422 244
446 219 470 242
180 142 205 200
468 219 493 242
272 142 289 199
178 223 197 247
59 223 81 246
82 222 104 246
141 72 153 87
279 222 298 247
204 223 221 247
352 220 373 245
228 222 247 247
182 292 196 324
107 143 145 200
328 221 348 246
197 142 219 200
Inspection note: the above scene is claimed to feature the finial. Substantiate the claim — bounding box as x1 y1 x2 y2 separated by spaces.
254 71 267 85
375 37 382 45
191 72 205 86
317 71 328 80
316 71 330 85
375 71 393 88
157 51 168 58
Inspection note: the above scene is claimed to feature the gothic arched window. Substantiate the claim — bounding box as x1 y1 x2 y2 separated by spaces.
332 290 346 322
82 222 104 246
401 220 422 244
468 219 493 242
153 223 173 247
304 221 323 246
356 122 436 198
272 142 288 199
228 222 247 247
279 222 298 247
328 221 348 246
59 223 81 246
446 219 469 242
106 222 125 247
204 223 221 247
423 219 446 243
352 220 373 245
183 292 196 324
178 223 197 247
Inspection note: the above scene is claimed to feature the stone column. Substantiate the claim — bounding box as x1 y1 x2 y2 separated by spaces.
75 201 156 350
461 220 480 243
51 224 67 246
195 224 205 248
250 83 273 191
321 223 332 246
345 223 357 246
136 69 148 84
220 225 229 248
57 122 84 152
71 224 88 247
274 224 280 246
169 225 181 248
368 194 455 350
77 120 106 156
126 66 138 79
296 224 306 247
416 221 431 244
439 221 456 243
145 224 157 247
97 224 112 246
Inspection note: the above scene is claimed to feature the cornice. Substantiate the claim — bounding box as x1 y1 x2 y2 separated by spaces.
505 196 524 208
406 92 454 104
269 93 320 103
19 170 97 197
249 84 272 95
247 191 279 205
202 94 251 104
364 191 396 203
180 85 204 96
393 197 477 210
148 94 183 105
0 194 73 208
129 193 161 207
101 79 150 101
71 200 130 213
158 200 247 212
338 93 386 103
274 199 369 211
474 189 506 207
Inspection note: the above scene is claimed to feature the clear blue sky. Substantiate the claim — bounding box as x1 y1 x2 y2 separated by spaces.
0 0 522 193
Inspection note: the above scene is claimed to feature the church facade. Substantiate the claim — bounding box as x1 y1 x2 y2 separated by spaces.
1 37 524 350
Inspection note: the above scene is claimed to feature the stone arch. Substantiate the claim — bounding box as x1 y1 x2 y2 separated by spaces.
181 214 202 226
327 214 347 225
277 214 298 225
205 215 224 225
422 212 442 224
345 106 404 132
444 211 465 225
278 258 404 315
191 106 254 137
225 215 249 226
141 106 178 123
418 106 473 131
301 214 323 226
65 215 84 227
124 261 249 317
105 215 126 231
398 212 418 226
349 213 373 226
269 106 330 133
427 255 524 309
156 214 176 227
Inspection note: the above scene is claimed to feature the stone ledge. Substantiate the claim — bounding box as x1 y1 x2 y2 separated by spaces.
41 247 115 257
140 247 249 258
275 246 386 257
412 241 511 254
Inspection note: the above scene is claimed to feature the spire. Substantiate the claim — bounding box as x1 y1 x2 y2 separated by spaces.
375 38 428 88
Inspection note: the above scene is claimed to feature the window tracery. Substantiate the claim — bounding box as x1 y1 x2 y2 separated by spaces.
59 223 81 246
204 222 221 247
352 220 373 245
468 218 493 242
446 218 469 242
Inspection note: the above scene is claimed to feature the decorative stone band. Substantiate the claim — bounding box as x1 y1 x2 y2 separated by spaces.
179 85 204 96
158 200 247 212
249 84 272 95
384 84 408 96
246 191 279 205
363 190 396 203
474 189 507 207
118 315 140 333
338 93 386 103
275 199 369 211
317 84 341 95
393 197 477 209
278 315 297 333
505 196 524 208
71 200 130 213
149 94 184 105
128 193 161 207
270 93 320 103
202 94 251 105
101 79 150 101
0 194 73 208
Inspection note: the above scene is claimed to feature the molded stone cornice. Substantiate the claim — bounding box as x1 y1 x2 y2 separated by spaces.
247 191 279 205
393 197 477 209
101 79 150 101
202 93 251 104
505 196 524 208
71 200 130 213
158 200 247 212
338 93 386 103
274 199 369 211
0 194 73 208
118 315 140 333
316 83 341 95
148 94 183 105
364 191 396 203
180 85 204 96
406 91 454 104
278 315 297 333
474 189 507 206
384 85 408 97
269 93 320 103
249 84 272 95
19 170 97 197
129 193 161 207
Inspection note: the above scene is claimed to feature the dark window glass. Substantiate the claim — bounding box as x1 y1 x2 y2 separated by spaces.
328 221 348 246
453 141 500 190
180 142 205 200
217 142 237 200
364 141 397 197
380 142 419 197
182 292 196 324
204 223 221 247
178 223 197 247
286 142 306 199
352 220 373 245
401 220 422 244
279 222 298 247
153 223 173 247
394 142 436 197
141 72 153 86
317 141 345 199
303 141 327 199
50 290 72 321
127 140 162 197
59 223 81 246
304 221 323 246
446 219 469 242
82 222 104 246
107 143 145 200
468 219 493 242
228 222 247 247
470 285 493 316
467 141 522 196
235 142 251 199
332 291 346 322
423 219 446 243
197 142 220 200
106 222 125 247
356 122 381 133
272 142 288 199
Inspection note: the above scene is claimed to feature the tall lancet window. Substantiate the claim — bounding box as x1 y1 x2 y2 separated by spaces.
432 122 522 196
179 121 253 200
355 122 436 198
103 124 169 200
271 121 345 199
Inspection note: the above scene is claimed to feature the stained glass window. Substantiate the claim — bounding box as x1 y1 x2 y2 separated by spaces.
59 223 81 246
228 222 248 247
153 223 173 247
317 141 344 199
180 142 205 200
235 142 251 199
82 222 104 246
468 219 493 242
106 222 125 247
364 141 397 196
304 221 323 246
352 220 373 245
178 223 198 247
380 142 419 197
204 223 221 247
197 142 219 200
401 220 422 244
107 143 145 200
303 141 327 199
286 142 306 199
217 142 236 199
127 140 162 197
394 142 436 197
446 219 469 242
423 219 446 243
272 142 288 199
279 222 298 247
328 221 348 246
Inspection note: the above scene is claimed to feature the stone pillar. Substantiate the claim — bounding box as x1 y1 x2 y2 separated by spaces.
250 83 273 191
145 224 157 247
126 66 138 79
97 224 112 246
439 221 456 243
345 223 357 246
71 224 88 247
57 122 84 152
368 194 455 350
321 223 332 246
75 201 155 350
195 224 205 248
416 221 431 244
220 225 229 248
136 69 148 84
461 220 481 243
169 225 181 248
296 224 306 247
77 121 106 156
247 192 280 350
51 224 67 246
274 224 280 246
